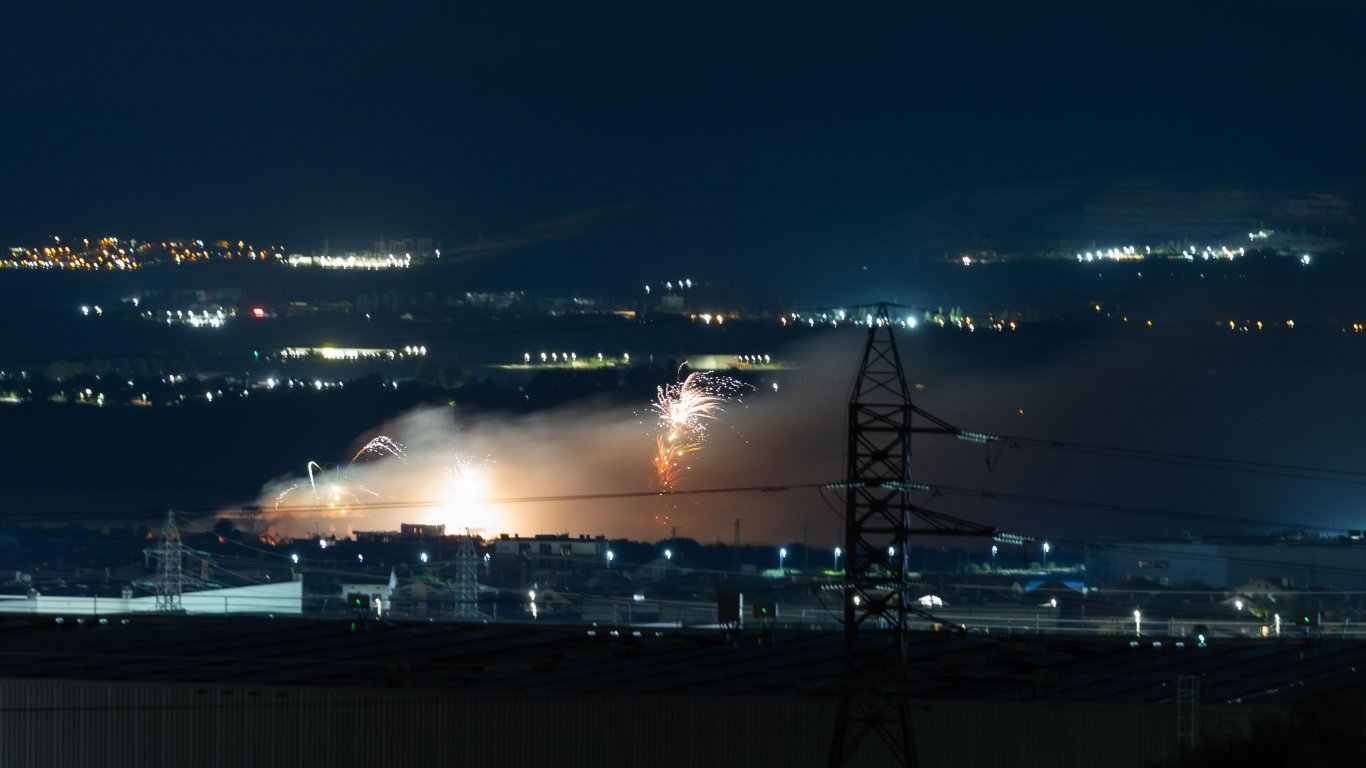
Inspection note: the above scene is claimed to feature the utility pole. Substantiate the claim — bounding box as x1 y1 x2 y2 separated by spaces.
732 518 742 571
803 522 810 571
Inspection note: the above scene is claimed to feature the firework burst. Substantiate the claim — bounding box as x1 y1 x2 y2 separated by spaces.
273 436 406 516
351 436 406 463
434 454 496 534
650 367 746 495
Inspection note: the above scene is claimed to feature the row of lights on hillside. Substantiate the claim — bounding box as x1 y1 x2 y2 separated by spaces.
525 352 627 364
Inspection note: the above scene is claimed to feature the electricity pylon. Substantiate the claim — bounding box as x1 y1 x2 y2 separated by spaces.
828 303 992 767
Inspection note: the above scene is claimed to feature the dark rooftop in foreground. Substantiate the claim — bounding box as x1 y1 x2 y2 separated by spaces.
2 616 1363 707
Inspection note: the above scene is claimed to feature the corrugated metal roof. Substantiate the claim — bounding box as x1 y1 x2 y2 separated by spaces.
1 616 1363 708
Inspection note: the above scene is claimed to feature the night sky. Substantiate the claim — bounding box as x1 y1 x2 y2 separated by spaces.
4 2 1366 543
4 3 1362 278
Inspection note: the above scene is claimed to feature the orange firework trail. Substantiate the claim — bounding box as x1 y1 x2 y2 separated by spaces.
351 436 406 463
651 367 746 494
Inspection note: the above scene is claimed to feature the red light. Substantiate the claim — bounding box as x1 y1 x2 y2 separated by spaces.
251 307 266 319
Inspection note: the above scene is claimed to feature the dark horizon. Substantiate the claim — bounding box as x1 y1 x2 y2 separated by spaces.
4 3 1363 264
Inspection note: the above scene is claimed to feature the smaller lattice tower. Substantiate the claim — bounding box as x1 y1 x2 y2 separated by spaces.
149 510 189 612
453 534 480 619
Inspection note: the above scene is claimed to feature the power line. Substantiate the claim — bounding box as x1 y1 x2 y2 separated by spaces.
0 474 1343 541
910 480 1344 535
0 482 818 522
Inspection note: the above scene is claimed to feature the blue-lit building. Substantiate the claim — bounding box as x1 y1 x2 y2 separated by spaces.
1086 534 1366 590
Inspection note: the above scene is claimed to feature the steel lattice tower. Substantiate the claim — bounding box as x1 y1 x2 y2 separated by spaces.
1176 674 1201 758
151 510 188 613
453 535 480 619
828 303 956 768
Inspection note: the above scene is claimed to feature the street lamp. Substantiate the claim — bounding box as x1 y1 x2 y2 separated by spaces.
420 551 428 563
1133 609 1142 637
779 547 787 571
606 550 615 569
1042 541 1051 567
991 545 998 569
834 546 842 570
1234 599 1244 614
664 549 672 560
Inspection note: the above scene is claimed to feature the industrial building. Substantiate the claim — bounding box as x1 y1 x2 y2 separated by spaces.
0 580 301 617
490 532 609 584
1085 535 1366 589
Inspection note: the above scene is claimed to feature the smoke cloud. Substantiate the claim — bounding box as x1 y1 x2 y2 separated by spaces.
253 338 865 546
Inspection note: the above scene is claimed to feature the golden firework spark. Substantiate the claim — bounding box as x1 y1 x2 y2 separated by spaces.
651 367 745 494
